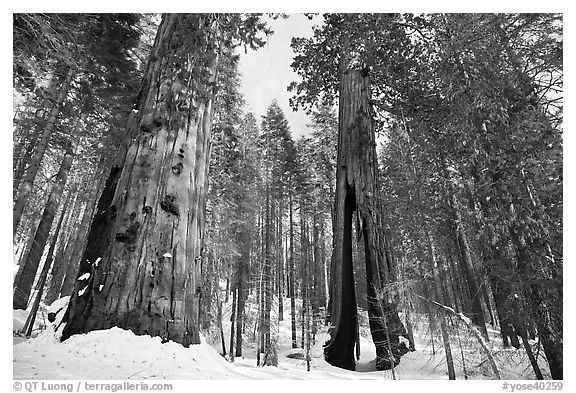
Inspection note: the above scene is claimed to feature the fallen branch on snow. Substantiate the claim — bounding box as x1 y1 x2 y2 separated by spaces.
414 293 501 380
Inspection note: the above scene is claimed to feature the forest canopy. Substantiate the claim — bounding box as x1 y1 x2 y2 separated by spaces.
13 13 562 381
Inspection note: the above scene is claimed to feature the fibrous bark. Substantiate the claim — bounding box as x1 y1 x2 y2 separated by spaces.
325 67 407 371
61 14 220 346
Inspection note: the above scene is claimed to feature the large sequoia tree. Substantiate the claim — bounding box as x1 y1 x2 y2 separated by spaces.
62 13 270 346
291 14 415 371
324 64 409 371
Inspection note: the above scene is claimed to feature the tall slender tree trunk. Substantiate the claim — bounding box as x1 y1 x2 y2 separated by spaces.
235 223 250 357
14 146 74 309
229 287 237 361
277 200 284 322
312 210 322 336
44 187 79 305
262 191 277 366
509 223 562 380
13 67 74 238
518 325 544 379
61 14 220 346
325 66 407 371
446 250 466 314
302 215 312 371
300 206 308 350
445 166 489 339
289 190 297 348
320 217 329 315
485 245 521 349
426 231 456 380
216 286 226 356
258 207 265 363
54 173 103 300
479 271 495 327
13 135 38 202
22 197 68 336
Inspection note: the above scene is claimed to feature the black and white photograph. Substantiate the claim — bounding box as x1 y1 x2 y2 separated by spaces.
11 10 563 384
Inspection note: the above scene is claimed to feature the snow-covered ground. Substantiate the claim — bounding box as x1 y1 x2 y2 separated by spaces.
13 297 549 380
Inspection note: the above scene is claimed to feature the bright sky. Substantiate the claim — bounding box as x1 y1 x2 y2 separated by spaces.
238 14 319 138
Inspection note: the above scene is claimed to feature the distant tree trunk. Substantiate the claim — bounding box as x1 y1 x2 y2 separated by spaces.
446 250 466 314
438 251 457 312
312 210 321 336
320 217 329 314
13 66 74 238
485 245 521 349
325 66 407 371
257 207 264 364
54 175 102 300
224 278 229 304
304 237 312 372
14 146 74 309
479 272 495 327
216 288 226 356
44 188 79 305
277 199 284 322
262 191 277 366
509 222 562 380
289 190 297 348
518 325 544 379
300 208 308 349
257 228 264 366
235 225 250 357
461 179 497 330
61 14 220 346
13 135 38 201
22 198 68 336
44 235 70 306
426 230 456 380
199 252 214 331
229 287 236 362
424 283 437 355
465 162 525 349
446 166 489 339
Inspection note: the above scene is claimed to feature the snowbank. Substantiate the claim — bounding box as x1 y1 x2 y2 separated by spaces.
13 326 374 380
13 296 548 380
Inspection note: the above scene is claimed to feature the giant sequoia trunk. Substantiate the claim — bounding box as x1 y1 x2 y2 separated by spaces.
61 14 220 346
324 68 407 371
